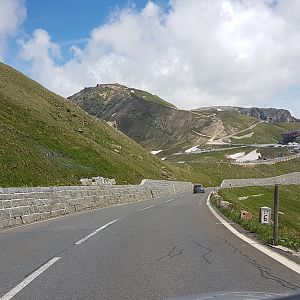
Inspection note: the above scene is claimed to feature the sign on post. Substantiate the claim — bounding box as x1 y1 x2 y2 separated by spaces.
260 207 271 224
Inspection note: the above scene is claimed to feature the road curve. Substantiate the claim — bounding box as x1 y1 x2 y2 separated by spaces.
0 191 299 300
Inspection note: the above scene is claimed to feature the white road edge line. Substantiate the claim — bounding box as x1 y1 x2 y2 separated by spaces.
75 219 118 245
206 192 300 274
0 257 61 300
139 205 157 211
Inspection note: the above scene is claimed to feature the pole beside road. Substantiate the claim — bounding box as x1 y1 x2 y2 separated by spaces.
273 184 279 246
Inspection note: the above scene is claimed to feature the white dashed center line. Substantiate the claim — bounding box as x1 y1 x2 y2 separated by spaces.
139 205 157 211
75 219 118 245
0 196 186 299
165 199 173 203
0 257 61 300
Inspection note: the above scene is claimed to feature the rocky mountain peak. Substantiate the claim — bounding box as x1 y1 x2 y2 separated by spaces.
194 106 297 123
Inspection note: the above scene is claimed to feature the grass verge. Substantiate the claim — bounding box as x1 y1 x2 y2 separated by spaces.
210 185 300 251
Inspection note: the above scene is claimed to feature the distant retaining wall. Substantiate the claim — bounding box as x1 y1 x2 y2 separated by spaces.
221 172 300 188
233 153 300 165
0 180 193 230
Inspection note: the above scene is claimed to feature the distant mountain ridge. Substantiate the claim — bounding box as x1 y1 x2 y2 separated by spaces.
70 83 177 109
195 106 297 123
69 84 296 154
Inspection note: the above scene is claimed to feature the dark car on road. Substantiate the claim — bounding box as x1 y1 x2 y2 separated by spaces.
193 184 205 193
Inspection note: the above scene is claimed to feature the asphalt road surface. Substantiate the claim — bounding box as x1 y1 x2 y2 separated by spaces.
0 191 299 300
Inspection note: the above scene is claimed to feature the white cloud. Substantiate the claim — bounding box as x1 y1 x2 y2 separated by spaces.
19 0 300 116
0 0 26 60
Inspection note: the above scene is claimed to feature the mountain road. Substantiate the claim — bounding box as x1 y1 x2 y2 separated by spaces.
0 191 299 299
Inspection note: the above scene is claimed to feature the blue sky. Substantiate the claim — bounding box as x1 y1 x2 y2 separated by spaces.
1 0 300 117
8 0 155 63
25 0 150 42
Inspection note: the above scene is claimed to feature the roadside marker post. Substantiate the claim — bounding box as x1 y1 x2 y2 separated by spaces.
259 207 271 224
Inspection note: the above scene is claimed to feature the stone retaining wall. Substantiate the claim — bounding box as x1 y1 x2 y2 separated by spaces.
221 172 300 188
233 153 300 165
0 180 193 230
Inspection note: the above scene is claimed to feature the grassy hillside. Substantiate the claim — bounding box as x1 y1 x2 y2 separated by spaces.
190 158 300 186
277 122 300 131
193 110 297 145
167 149 300 186
3 62 298 188
130 88 176 108
190 110 258 140
232 122 286 144
230 120 300 145
213 186 300 250
0 63 187 187
214 110 257 132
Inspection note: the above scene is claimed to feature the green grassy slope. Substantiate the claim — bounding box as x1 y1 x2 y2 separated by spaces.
166 140 300 186
168 145 293 163
232 122 286 144
192 158 300 186
131 88 177 108
191 110 258 131
215 110 258 131
277 122 300 131
214 186 300 250
0 63 184 187
197 111 297 145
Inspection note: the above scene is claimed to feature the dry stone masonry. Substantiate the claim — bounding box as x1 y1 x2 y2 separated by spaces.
80 176 116 186
221 172 300 188
0 180 193 230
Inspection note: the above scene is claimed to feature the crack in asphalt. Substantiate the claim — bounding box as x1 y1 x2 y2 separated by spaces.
192 240 213 264
154 246 185 263
218 237 300 291
22 228 93 278
23 243 74 278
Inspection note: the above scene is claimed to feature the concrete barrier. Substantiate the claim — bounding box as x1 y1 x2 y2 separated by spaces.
0 180 193 230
